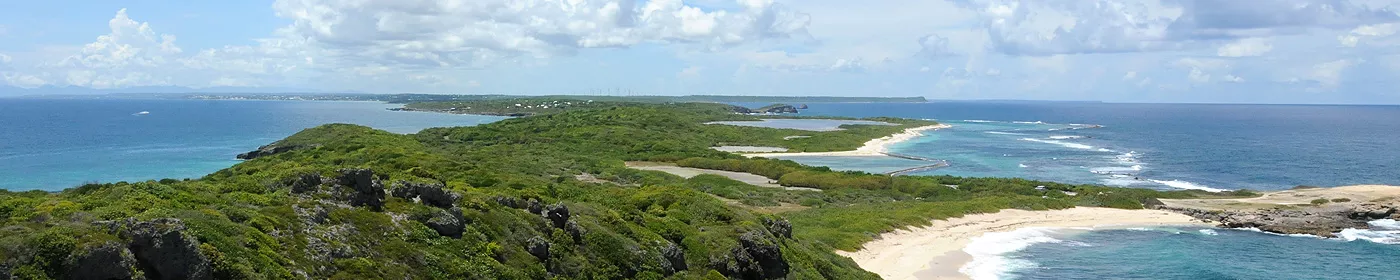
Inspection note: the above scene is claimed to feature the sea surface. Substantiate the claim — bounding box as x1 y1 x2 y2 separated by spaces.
737 102 1400 192
728 101 1400 279
0 99 504 191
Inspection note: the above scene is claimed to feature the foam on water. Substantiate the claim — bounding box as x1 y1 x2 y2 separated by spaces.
1019 138 1096 150
1150 179 1227 192
1012 121 1049 124
984 131 1028 136
964 119 1000 123
1048 135 1084 139
1337 219 1400 244
1199 229 1219 235
961 228 1062 280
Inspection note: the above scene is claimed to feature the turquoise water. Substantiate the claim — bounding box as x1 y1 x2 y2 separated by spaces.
0 99 504 191
707 119 896 131
983 224 1400 280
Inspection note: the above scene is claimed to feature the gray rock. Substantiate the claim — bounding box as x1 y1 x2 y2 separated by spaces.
526 236 551 262
236 143 315 160
64 241 138 280
660 241 687 274
762 217 792 239
391 181 459 209
336 169 385 210
713 231 788 279
423 207 466 238
544 203 570 229
288 173 323 194
126 218 213 280
1161 203 1400 237
564 220 584 243
527 199 544 215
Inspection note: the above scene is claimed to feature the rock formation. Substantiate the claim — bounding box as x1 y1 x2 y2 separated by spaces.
1160 203 1400 237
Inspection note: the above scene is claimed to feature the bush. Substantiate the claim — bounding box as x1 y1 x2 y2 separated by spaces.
1310 198 1330 205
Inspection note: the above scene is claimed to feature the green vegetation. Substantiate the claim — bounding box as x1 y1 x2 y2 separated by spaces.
1311 198 1331 205
1331 198 1352 203
0 99 1247 279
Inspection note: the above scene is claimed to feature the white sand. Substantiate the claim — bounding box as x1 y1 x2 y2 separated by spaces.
742 124 951 157
624 162 821 192
838 207 1213 280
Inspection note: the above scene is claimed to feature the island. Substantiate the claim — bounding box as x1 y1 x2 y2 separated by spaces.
1 98 1391 280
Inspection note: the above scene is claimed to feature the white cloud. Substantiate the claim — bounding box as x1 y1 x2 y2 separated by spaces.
1217 38 1273 57
269 0 811 67
1338 23 1400 47
678 66 703 78
1172 57 1232 83
0 53 10 64
1122 71 1137 80
1307 59 1359 88
1223 74 1244 83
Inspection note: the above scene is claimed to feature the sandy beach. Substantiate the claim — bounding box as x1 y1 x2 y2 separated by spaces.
838 207 1213 280
742 124 951 157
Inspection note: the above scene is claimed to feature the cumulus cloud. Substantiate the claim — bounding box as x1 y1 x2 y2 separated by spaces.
270 0 811 67
952 0 1399 55
1306 59 1359 88
1172 57 1233 83
1216 38 1273 57
917 34 952 60
1338 23 1400 47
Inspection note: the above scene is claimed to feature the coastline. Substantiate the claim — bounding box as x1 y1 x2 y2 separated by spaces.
838 207 1213 280
741 124 952 157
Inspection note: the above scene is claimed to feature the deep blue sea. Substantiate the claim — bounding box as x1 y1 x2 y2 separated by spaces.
0 99 503 191
730 101 1400 280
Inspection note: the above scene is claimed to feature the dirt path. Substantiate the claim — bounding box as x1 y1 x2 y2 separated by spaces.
624 161 821 192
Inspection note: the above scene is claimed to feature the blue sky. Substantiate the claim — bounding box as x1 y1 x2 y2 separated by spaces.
2 0 1399 104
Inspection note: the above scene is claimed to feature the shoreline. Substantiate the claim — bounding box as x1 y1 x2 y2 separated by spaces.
838 207 1213 280
741 124 951 157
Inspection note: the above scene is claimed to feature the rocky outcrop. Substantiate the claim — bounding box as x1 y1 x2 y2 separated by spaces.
126 218 213 280
544 203 571 229
390 181 459 209
526 236 551 262
287 173 323 194
335 169 385 211
757 104 799 114
63 241 138 280
422 207 467 238
235 143 316 160
1161 203 1400 237
713 231 788 279
762 217 792 239
660 241 687 273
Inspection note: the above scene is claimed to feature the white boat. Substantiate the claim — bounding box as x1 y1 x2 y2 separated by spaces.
134 111 150 115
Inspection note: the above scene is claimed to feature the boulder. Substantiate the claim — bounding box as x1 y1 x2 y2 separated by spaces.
564 220 584 243
287 173 323 194
63 241 138 280
712 231 788 279
390 181 459 209
493 196 522 209
527 199 544 215
660 241 687 273
544 203 570 229
336 169 385 210
126 218 213 280
526 236 551 261
762 217 792 239
423 207 466 238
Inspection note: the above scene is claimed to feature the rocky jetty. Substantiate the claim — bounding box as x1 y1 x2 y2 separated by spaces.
1159 203 1400 237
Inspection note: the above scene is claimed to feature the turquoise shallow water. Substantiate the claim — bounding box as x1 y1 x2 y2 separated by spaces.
985 224 1400 280
0 99 504 191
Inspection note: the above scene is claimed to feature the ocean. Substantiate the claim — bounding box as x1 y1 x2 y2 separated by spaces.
0 99 504 191
750 102 1400 192
741 101 1400 280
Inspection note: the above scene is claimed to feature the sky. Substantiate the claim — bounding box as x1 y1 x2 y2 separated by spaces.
1 0 1399 104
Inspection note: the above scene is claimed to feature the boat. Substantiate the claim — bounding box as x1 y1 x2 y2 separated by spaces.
134 111 150 116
